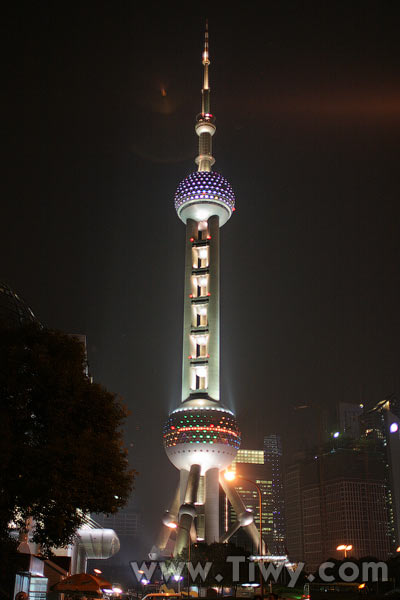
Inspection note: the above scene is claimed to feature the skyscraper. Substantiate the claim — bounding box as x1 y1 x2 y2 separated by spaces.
285 448 391 570
360 397 400 549
264 434 285 552
222 450 273 552
152 27 261 559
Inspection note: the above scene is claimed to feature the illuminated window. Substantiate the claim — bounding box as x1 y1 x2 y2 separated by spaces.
190 334 208 358
191 365 208 390
192 304 208 327
192 246 209 269
191 275 208 298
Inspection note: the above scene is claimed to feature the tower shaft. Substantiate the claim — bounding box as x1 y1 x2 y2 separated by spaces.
181 216 220 402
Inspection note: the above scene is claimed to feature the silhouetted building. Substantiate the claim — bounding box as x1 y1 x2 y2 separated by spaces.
93 495 142 548
360 397 400 548
285 448 391 570
338 402 363 439
0 281 39 328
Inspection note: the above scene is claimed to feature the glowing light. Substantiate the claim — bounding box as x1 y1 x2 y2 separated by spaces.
112 587 123 595
333 431 340 438
93 568 102 575
166 522 177 529
164 407 241 450
337 544 352 552
390 422 399 433
224 470 235 481
175 425 239 437
193 335 207 345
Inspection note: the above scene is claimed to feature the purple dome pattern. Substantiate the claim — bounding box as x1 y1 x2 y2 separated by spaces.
174 171 236 214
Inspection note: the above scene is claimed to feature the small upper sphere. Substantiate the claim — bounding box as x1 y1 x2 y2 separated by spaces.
174 171 235 226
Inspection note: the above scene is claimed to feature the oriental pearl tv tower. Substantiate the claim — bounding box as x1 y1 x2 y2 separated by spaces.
152 26 262 558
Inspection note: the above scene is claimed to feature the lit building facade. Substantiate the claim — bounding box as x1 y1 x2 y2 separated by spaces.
264 434 285 552
223 450 273 552
152 27 262 558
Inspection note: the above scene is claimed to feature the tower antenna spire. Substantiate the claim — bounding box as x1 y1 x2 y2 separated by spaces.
195 20 216 171
202 20 210 99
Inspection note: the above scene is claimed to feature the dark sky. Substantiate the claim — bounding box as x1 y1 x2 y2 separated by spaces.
3 2 400 553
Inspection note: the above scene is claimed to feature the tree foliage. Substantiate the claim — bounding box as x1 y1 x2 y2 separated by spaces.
179 542 252 587
0 325 134 554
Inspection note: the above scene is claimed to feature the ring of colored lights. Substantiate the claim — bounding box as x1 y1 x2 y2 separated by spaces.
174 171 236 226
164 405 241 472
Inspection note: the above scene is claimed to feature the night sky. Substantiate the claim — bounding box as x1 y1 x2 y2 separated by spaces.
3 2 400 553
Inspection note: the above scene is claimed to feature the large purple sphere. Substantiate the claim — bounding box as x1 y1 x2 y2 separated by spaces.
174 171 236 225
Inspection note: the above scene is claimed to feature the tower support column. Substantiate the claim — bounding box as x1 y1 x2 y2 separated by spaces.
180 469 190 505
174 464 201 556
205 467 220 543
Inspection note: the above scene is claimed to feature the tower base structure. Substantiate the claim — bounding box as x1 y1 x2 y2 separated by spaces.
151 452 266 559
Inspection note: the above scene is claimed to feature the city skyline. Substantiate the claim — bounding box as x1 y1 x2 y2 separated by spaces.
3 3 400 554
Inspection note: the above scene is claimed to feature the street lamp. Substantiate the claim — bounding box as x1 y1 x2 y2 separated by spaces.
163 518 191 596
337 544 353 558
137 570 148 598
224 470 264 598
173 574 183 593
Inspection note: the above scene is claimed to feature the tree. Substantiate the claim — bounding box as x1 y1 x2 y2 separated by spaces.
179 542 252 589
0 324 134 555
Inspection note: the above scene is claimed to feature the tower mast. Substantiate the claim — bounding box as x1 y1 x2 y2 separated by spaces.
195 22 216 172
